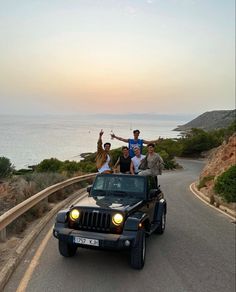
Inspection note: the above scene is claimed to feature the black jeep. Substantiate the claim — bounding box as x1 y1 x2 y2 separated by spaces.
53 174 167 269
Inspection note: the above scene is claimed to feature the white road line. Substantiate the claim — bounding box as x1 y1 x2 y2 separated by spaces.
16 226 53 292
189 182 236 221
16 192 88 292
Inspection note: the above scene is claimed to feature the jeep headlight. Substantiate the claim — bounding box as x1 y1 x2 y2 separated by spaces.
112 213 123 226
69 209 80 221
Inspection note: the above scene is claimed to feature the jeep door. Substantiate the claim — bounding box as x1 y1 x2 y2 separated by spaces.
138 177 156 222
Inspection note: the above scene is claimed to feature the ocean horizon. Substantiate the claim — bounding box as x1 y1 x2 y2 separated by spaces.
0 113 195 169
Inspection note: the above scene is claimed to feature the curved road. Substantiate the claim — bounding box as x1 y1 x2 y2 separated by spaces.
4 159 235 292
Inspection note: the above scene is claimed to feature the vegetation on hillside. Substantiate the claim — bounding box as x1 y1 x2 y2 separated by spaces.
214 165 236 203
0 157 15 179
177 120 236 156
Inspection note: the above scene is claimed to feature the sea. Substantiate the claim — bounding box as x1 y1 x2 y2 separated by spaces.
0 114 194 169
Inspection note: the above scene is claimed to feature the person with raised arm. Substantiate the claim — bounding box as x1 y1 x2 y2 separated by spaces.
96 130 112 173
111 129 161 158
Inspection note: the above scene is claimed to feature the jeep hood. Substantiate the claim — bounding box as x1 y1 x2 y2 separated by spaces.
73 195 142 211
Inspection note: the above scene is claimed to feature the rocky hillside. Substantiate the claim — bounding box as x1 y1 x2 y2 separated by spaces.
174 109 235 131
199 133 236 207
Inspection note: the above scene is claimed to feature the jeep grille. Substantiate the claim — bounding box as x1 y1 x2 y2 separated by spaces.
74 210 111 232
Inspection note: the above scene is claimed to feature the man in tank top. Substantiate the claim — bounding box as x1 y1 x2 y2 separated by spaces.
111 129 161 158
113 146 131 174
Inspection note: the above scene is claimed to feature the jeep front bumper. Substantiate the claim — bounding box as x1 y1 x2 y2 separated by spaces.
53 226 138 250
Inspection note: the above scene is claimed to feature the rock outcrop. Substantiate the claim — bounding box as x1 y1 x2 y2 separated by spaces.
199 134 236 208
200 134 236 179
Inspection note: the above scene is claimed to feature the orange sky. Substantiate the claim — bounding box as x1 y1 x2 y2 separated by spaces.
0 1 235 114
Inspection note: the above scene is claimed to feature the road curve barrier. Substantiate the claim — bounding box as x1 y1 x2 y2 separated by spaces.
0 173 97 242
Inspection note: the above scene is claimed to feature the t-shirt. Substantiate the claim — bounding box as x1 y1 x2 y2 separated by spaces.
98 154 111 173
128 139 144 158
131 154 145 174
119 155 131 173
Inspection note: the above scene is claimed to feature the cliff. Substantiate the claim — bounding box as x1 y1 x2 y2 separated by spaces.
199 134 236 208
174 109 236 131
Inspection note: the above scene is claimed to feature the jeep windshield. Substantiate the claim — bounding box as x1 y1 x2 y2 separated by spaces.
91 175 146 199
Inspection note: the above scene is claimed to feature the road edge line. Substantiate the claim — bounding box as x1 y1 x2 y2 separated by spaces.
189 182 236 221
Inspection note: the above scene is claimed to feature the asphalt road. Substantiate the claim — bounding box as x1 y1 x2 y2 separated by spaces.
4 159 235 292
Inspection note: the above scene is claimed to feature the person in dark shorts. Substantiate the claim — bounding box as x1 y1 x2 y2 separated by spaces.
113 146 131 174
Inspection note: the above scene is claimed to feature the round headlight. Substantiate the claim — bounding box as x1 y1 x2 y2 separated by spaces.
70 209 80 221
112 213 124 226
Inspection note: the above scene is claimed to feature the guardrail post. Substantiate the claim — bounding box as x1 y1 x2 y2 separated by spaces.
0 227 6 242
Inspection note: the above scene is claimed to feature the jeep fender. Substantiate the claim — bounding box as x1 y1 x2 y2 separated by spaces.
154 199 167 223
123 212 149 231
56 210 69 223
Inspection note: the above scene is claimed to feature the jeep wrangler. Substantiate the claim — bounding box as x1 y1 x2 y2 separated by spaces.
53 174 167 269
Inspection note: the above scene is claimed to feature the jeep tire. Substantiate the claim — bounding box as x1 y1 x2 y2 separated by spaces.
130 230 146 269
59 240 77 257
155 210 166 234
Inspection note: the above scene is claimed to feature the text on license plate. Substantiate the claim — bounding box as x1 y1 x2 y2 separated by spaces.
74 236 99 246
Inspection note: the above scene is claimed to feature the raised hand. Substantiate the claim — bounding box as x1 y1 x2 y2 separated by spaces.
110 131 115 139
99 129 104 137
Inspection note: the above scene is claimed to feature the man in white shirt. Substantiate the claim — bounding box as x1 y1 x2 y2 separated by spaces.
130 146 145 175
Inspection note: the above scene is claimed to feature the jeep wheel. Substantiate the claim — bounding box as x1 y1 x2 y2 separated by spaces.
58 240 77 257
155 210 166 234
130 230 146 269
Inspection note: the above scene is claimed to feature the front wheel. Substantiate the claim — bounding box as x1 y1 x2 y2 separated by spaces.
58 240 77 257
130 230 146 269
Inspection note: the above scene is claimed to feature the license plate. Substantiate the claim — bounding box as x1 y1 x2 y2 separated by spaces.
74 236 99 246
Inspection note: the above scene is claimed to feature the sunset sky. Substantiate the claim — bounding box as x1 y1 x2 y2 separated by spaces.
0 0 235 115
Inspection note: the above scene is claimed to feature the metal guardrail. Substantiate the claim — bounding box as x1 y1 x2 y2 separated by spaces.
0 173 97 241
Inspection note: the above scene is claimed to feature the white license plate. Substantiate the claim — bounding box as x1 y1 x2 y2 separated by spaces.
74 236 99 247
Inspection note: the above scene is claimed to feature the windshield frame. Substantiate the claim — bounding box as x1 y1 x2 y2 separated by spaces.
91 174 147 200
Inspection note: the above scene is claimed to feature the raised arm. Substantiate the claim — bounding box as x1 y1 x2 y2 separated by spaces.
97 129 104 152
110 133 129 143
142 137 163 145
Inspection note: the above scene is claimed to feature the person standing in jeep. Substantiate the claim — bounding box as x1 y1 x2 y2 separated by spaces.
96 130 112 173
130 146 146 175
138 143 164 187
113 146 131 174
110 129 161 158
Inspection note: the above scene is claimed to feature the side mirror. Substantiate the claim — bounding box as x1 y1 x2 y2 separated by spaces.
149 189 158 199
87 186 92 193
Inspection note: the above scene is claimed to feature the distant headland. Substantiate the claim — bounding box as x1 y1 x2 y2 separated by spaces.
174 109 236 132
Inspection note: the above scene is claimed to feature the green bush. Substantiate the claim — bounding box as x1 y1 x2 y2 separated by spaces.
214 165 236 203
180 128 221 156
0 157 14 178
198 175 215 189
156 139 183 158
61 160 81 173
36 158 63 172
